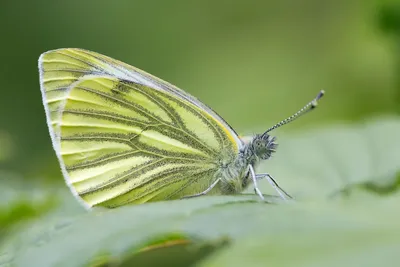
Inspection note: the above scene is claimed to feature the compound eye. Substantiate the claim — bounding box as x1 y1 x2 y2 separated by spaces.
255 140 262 148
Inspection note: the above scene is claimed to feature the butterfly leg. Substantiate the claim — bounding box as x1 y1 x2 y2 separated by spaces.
249 165 265 200
255 173 292 200
182 178 221 199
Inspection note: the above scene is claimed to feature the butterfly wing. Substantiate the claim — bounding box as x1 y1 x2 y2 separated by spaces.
39 48 241 208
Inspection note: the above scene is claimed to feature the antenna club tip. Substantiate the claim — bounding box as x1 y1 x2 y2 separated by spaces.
312 90 325 108
317 90 325 100
264 89 325 133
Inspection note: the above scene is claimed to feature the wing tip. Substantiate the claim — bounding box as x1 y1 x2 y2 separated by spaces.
38 48 90 64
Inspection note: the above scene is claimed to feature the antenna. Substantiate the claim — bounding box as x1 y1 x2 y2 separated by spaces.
263 90 325 134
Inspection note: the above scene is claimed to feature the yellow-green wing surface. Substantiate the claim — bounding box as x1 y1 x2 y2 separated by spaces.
39 48 241 208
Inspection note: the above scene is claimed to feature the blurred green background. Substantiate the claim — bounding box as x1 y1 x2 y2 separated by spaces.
1 0 400 180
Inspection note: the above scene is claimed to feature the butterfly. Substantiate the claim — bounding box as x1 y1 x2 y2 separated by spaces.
38 48 324 209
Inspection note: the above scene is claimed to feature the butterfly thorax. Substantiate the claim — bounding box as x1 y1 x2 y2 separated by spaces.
218 133 277 194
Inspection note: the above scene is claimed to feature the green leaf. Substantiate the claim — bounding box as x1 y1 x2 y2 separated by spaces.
198 199 400 267
259 117 400 200
3 117 400 267
11 196 263 267
0 172 72 267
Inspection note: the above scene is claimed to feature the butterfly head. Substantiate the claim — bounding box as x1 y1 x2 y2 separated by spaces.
251 133 277 160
